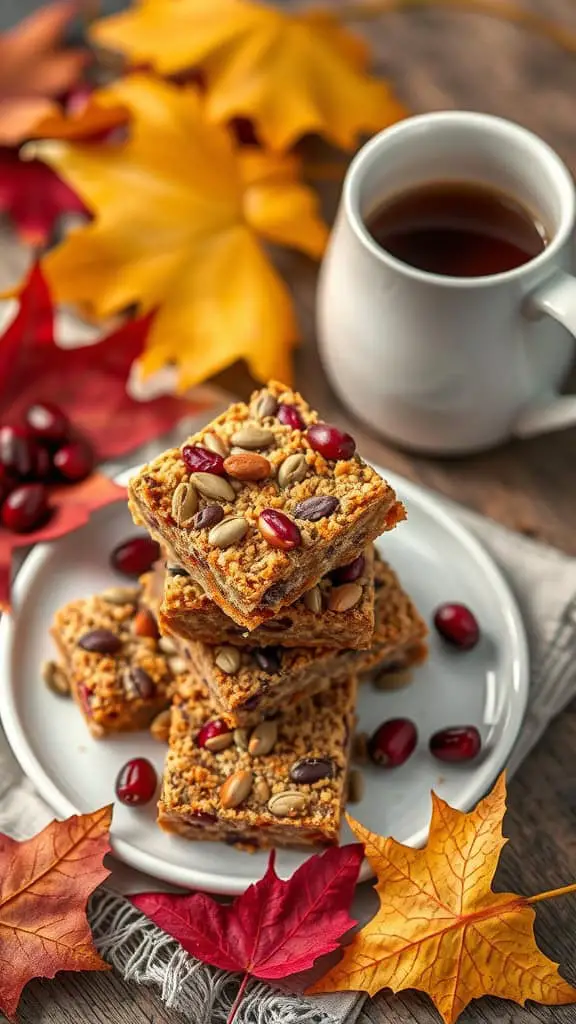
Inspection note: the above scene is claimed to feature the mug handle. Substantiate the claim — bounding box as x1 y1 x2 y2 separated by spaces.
513 270 576 438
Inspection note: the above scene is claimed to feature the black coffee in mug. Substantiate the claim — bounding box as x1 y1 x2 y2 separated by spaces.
365 180 548 277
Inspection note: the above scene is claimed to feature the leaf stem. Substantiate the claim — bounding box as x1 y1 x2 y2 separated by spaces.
527 882 576 906
335 0 576 55
226 974 249 1024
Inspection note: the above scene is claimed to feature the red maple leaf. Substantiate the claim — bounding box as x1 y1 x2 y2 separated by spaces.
0 473 126 611
0 263 211 461
0 806 112 1018
0 147 86 245
132 844 364 1022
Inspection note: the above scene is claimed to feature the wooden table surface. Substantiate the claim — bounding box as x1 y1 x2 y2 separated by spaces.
6 1 576 1021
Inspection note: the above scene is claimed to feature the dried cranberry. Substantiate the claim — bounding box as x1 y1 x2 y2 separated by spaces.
258 508 301 551
0 425 37 479
434 603 480 651
182 444 225 476
430 726 481 762
331 554 366 584
368 718 418 768
306 423 356 461
78 684 93 716
115 758 158 806
53 440 94 482
25 401 69 442
1 483 51 532
197 719 231 749
277 403 304 430
111 536 160 577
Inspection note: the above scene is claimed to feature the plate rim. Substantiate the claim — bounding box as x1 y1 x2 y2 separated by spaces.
0 466 529 893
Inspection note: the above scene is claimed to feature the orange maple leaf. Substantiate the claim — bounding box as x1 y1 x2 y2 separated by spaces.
0 1 89 146
310 774 576 1023
0 806 112 1017
91 0 406 151
33 74 328 390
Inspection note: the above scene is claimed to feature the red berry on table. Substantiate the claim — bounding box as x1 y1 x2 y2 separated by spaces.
306 423 356 461
430 725 481 763
368 718 418 767
0 424 37 479
25 401 69 442
1 483 51 532
434 603 480 650
53 440 94 482
34 444 53 482
182 444 225 476
115 758 158 806
111 536 160 577
258 508 302 550
277 403 304 430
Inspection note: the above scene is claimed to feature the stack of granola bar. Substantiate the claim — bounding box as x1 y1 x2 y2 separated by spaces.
50 382 427 850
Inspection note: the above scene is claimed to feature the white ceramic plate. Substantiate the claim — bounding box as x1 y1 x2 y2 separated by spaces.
0 467 528 894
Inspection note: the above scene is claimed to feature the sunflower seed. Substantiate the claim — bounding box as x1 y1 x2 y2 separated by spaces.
101 586 140 606
230 426 274 450
42 659 70 697
202 432 229 458
171 481 199 526
248 720 277 756
220 769 253 809
215 645 241 674
267 791 308 817
277 452 307 489
189 472 236 502
208 516 248 549
303 586 322 613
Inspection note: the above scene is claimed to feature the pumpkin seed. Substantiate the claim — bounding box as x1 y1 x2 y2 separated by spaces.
202 432 229 458
215 645 241 674
255 392 278 418
303 586 322 613
277 452 307 489
208 516 248 549
42 659 70 697
230 426 274 450
248 720 277 756
189 472 236 502
267 791 308 817
101 586 140 606
171 481 198 526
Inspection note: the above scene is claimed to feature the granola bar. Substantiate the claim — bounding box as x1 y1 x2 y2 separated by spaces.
148 545 376 650
128 381 404 630
169 557 428 726
157 673 357 849
49 586 185 738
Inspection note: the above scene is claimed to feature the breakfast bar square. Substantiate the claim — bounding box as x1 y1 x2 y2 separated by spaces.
128 381 403 630
150 544 377 650
157 673 358 850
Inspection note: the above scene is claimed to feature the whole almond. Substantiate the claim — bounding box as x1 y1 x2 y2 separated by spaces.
171 481 198 526
303 586 322 613
190 472 236 502
208 516 248 549
150 709 171 742
277 452 307 489
205 730 233 752
132 608 160 639
248 720 277 756
255 393 278 419
253 778 271 803
234 727 249 751
267 791 308 817
202 432 229 458
101 586 140 606
223 453 270 481
230 426 274 450
347 768 365 804
215 645 241 674
42 659 70 697
327 582 363 613
220 769 253 809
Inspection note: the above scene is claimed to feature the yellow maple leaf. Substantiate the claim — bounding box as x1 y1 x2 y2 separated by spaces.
310 774 576 1023
33 74 328 390
91 0 406 151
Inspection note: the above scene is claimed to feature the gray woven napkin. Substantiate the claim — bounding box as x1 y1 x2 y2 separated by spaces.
1 406 576 1024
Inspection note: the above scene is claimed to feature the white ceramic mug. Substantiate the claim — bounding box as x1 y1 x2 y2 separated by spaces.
318 111 576 454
